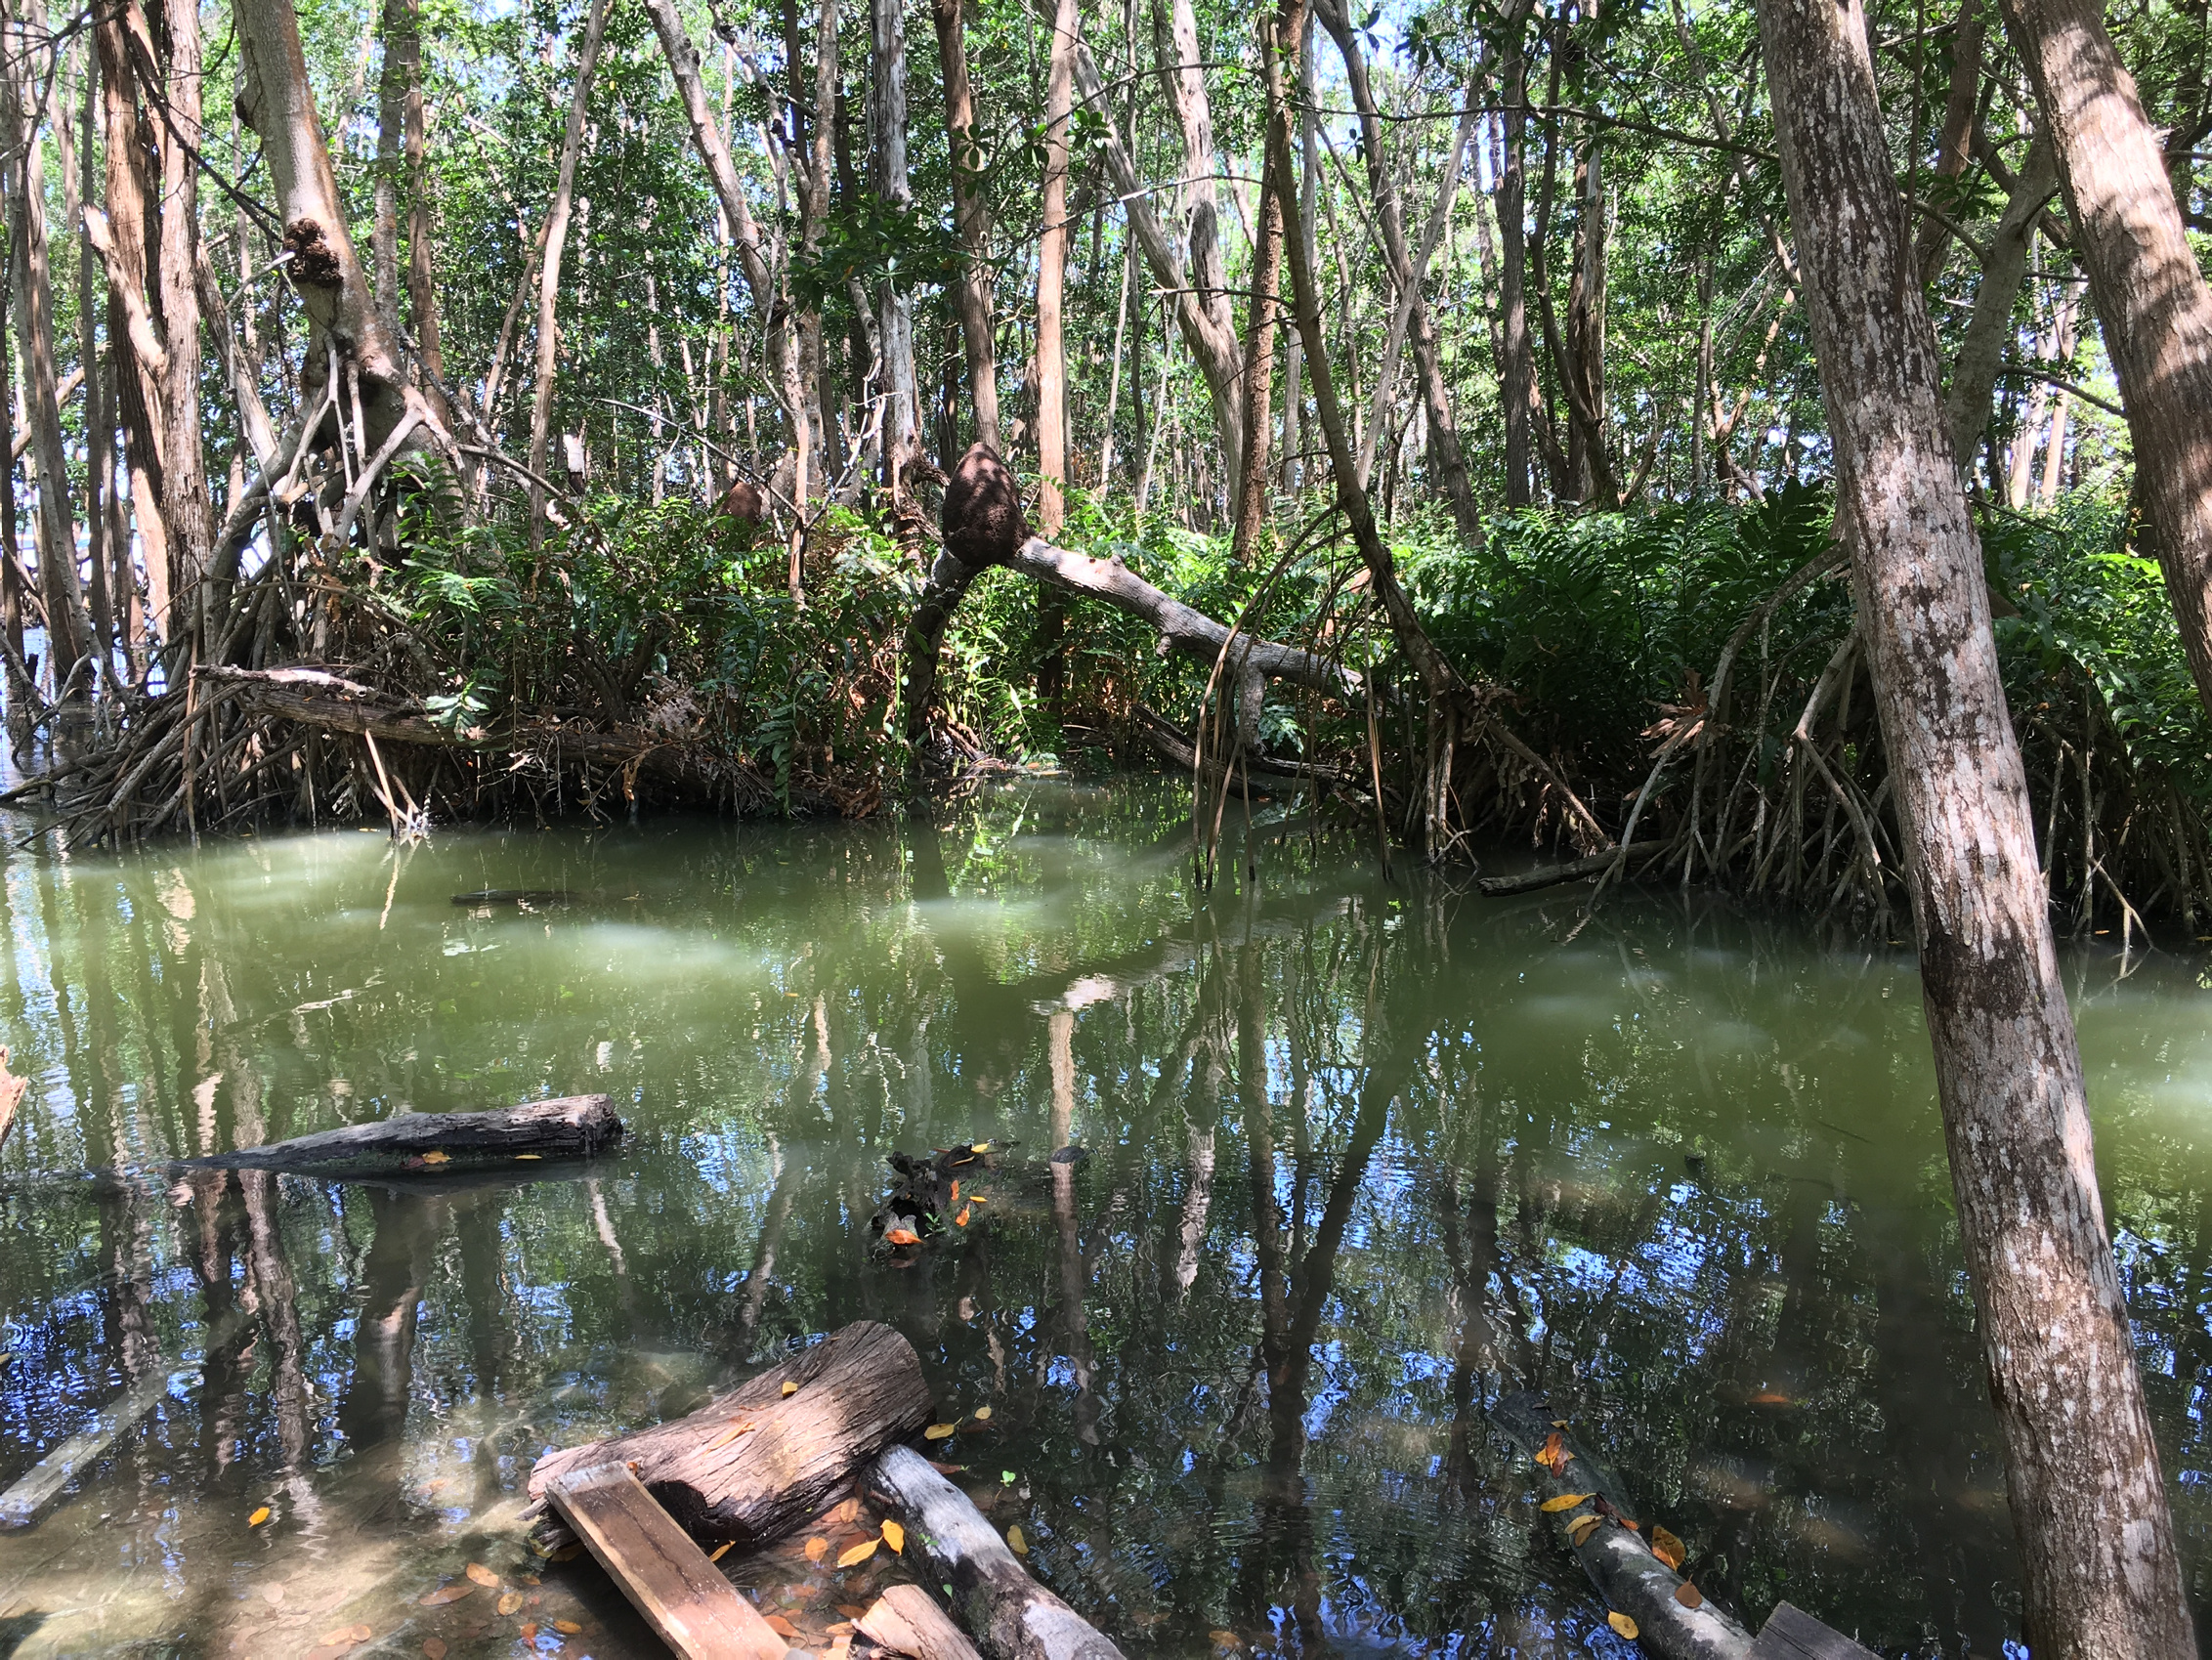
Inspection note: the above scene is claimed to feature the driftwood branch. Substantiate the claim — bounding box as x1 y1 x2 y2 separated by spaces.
172 1094 623 1173
865 1446 1127 1660
529 1321 932 1545
858 1586 988 1660
1477 842 1667 897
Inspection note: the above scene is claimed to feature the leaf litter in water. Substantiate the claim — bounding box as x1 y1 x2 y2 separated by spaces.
805 1536 830 1562
247 1506 271 1526
710 1541 735 1561
1539 1494 1592 1513
465 1562 500 1588
422 1640 448 1660
924 1423 958 1440
1650 1526 1687 1571
554 1620 583 1636
1567 1515 1602 1548
882 1520 905 1554
497 1592 524 1616
419 1584 474 1606
838 1538 879 1568
1607 1612 1639 1639
766 1615 802 1638
1006 1525 1028 1555
972 1405 992 1422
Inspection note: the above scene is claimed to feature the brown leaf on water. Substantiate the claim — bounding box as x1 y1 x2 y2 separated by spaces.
1607 1612 1638 1639
881 1520 905 1554
422 1640 448 1660
1210 1632 1243 1650
497 1592 524 1616
419 1584 475 1606
1749 1391 1792 1406
804 1536 830 1562
766 1615 802 1638
465 1562 500 1588
554 1620 583 1635
1539 1494 1592 1513
837 1538 879 1569
519 1626 538 1643
1675 1582 1704 1609
1650 1526 1687 1571
1567 1515 1602 1548
836 1604 867 1620
1535 1432 1570 1473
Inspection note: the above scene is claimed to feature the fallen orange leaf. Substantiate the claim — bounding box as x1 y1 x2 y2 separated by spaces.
951 1180 960 1204
706 1420 757 1451
837 1538 879 1568
829 1498 861 1524
554 1620 582 1635
247 1506 271 1527
972 1405 992 1422
805 1536 830 1562
882 1520 905 1554
1608 1611 1638 1639
710 1541 735 1561
1539 1493 1592 1513
1650 1526 1687 1571
421 1150 449 1165
837 1604 868 1620
497 1592 523 1615
1749 1391 1792 1406
956 1207 971 1227
924 1423 958 1440
423 1640 449 1660
766 1615 802 1638
465 1562 500 1588
1676 1582 1704 1609
885 1228 921 1247
420 1585 474 1606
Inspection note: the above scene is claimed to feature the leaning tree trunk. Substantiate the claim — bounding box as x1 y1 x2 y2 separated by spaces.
1757 0 2196 1650
931 0 1000 452
2002 0 2212 721
1943 133 2057 469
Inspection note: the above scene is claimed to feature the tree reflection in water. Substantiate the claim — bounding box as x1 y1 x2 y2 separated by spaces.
0 784 2203 1657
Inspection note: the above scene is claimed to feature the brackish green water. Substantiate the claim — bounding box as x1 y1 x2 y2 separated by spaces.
1 783 2209 1659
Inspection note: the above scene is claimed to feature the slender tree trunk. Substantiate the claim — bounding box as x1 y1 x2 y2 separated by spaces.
66 46 113 676
1035 0 1075 533
1757 0 2197 1648
872 0 920 487
932 0 1000 452
526 0 610 553
2002 0 2212 719
1943 133 2056 471
1098 236 1131 489
1500 8 1534 507
156 0 213 651
0 131 34 717
1161 0 1239 490
1913 0 1986 282
1232 105 1284 562
2037 284 2076 509
4 21 93 697
373 0 439 383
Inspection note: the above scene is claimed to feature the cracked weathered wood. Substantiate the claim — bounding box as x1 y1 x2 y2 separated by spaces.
530 1321 932 1546
857 1585 987 1660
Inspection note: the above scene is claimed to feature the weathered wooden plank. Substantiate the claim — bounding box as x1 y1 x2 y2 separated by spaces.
866 1446 1124 1660
529 1321 933 1547
857 1586 987 1660
547 1463 787 1660
1750 1602 1881 1660
172 1094 622 1174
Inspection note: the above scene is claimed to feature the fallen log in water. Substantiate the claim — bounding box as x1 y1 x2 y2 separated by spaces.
865 1445 1125 1660
529 1321 932 1545
857 1585 987 1660
1476 843 1667 898
1490 1391 1755 1660
172 1094 623 1174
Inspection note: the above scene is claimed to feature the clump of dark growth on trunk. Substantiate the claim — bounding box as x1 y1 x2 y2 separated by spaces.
942 444 1028 568
718 480 767 524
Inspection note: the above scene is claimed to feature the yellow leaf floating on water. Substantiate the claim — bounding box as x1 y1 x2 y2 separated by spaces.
710 1542 735 1561
1650 1526 1687 1571
247 1506 271 1526
1539 1494 1592 1513
783 1381 800 1397
882 1520 905 1554
956 1208 971 1227
420 1584 474 1606
971 1143 990 1154
466 1562 500 1588
972 1405 992 1422
1567 1515 1602 1548
885 1228 921 1247
1675 1582 1704 1609
554 1620 583 1636
804 1537 830 1563
1006 1525 1028 1555
1608 1612 1638 1639
837 1538 879 1568
421 1150 450 1166
924 1423 958 1440
1551 1420 1569 1429
516 1153 542 1161
1534 1431 1570 1474
497 1592 524 1616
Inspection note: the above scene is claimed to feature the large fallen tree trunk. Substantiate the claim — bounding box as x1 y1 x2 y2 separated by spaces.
529 1321 932 1545
173 1094 622 1174
865 1445 1127 1660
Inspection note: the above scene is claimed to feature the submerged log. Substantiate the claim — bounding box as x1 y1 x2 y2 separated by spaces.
173 1094 622 1174
529 1321 932 1545
1490 1392 1754 1660
546 1462 788 1660
865 1445 1125 1660
1475 842 1665 898
857 1585 987 1660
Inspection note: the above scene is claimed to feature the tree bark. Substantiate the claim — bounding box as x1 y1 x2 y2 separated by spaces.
1036 0 1075 533
1756 0 2197 1648
527 0 610 553
1232 105 1284 561
529 1321 933 1545
1943 133 2057 470
154 0 214 649
1499 3 1535 507
872 0 920 485
932 0 999 452
1911 0 1987 283
2002 0 2212 719
1155 0 1244 491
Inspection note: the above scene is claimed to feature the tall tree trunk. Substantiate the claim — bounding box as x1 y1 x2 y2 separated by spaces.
1757 0 2196 1648
1231 122 1282 562
3 21 93 698
373 0 440 379
60 40 112 675
526 0 610 553
1912 0 1986 282
932 0 1000 452
872 0 920 487
1499 3 1534 507
2037 284 2076 509
1943 132 2057 471
1158 0 1243 488
156 0 214 651
2002 0 2212 720
1565 134 1606 502
1313 0 1482 538
1035 0 1075 533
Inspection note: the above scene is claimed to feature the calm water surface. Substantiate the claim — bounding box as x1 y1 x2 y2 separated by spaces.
1 783 2210 1659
